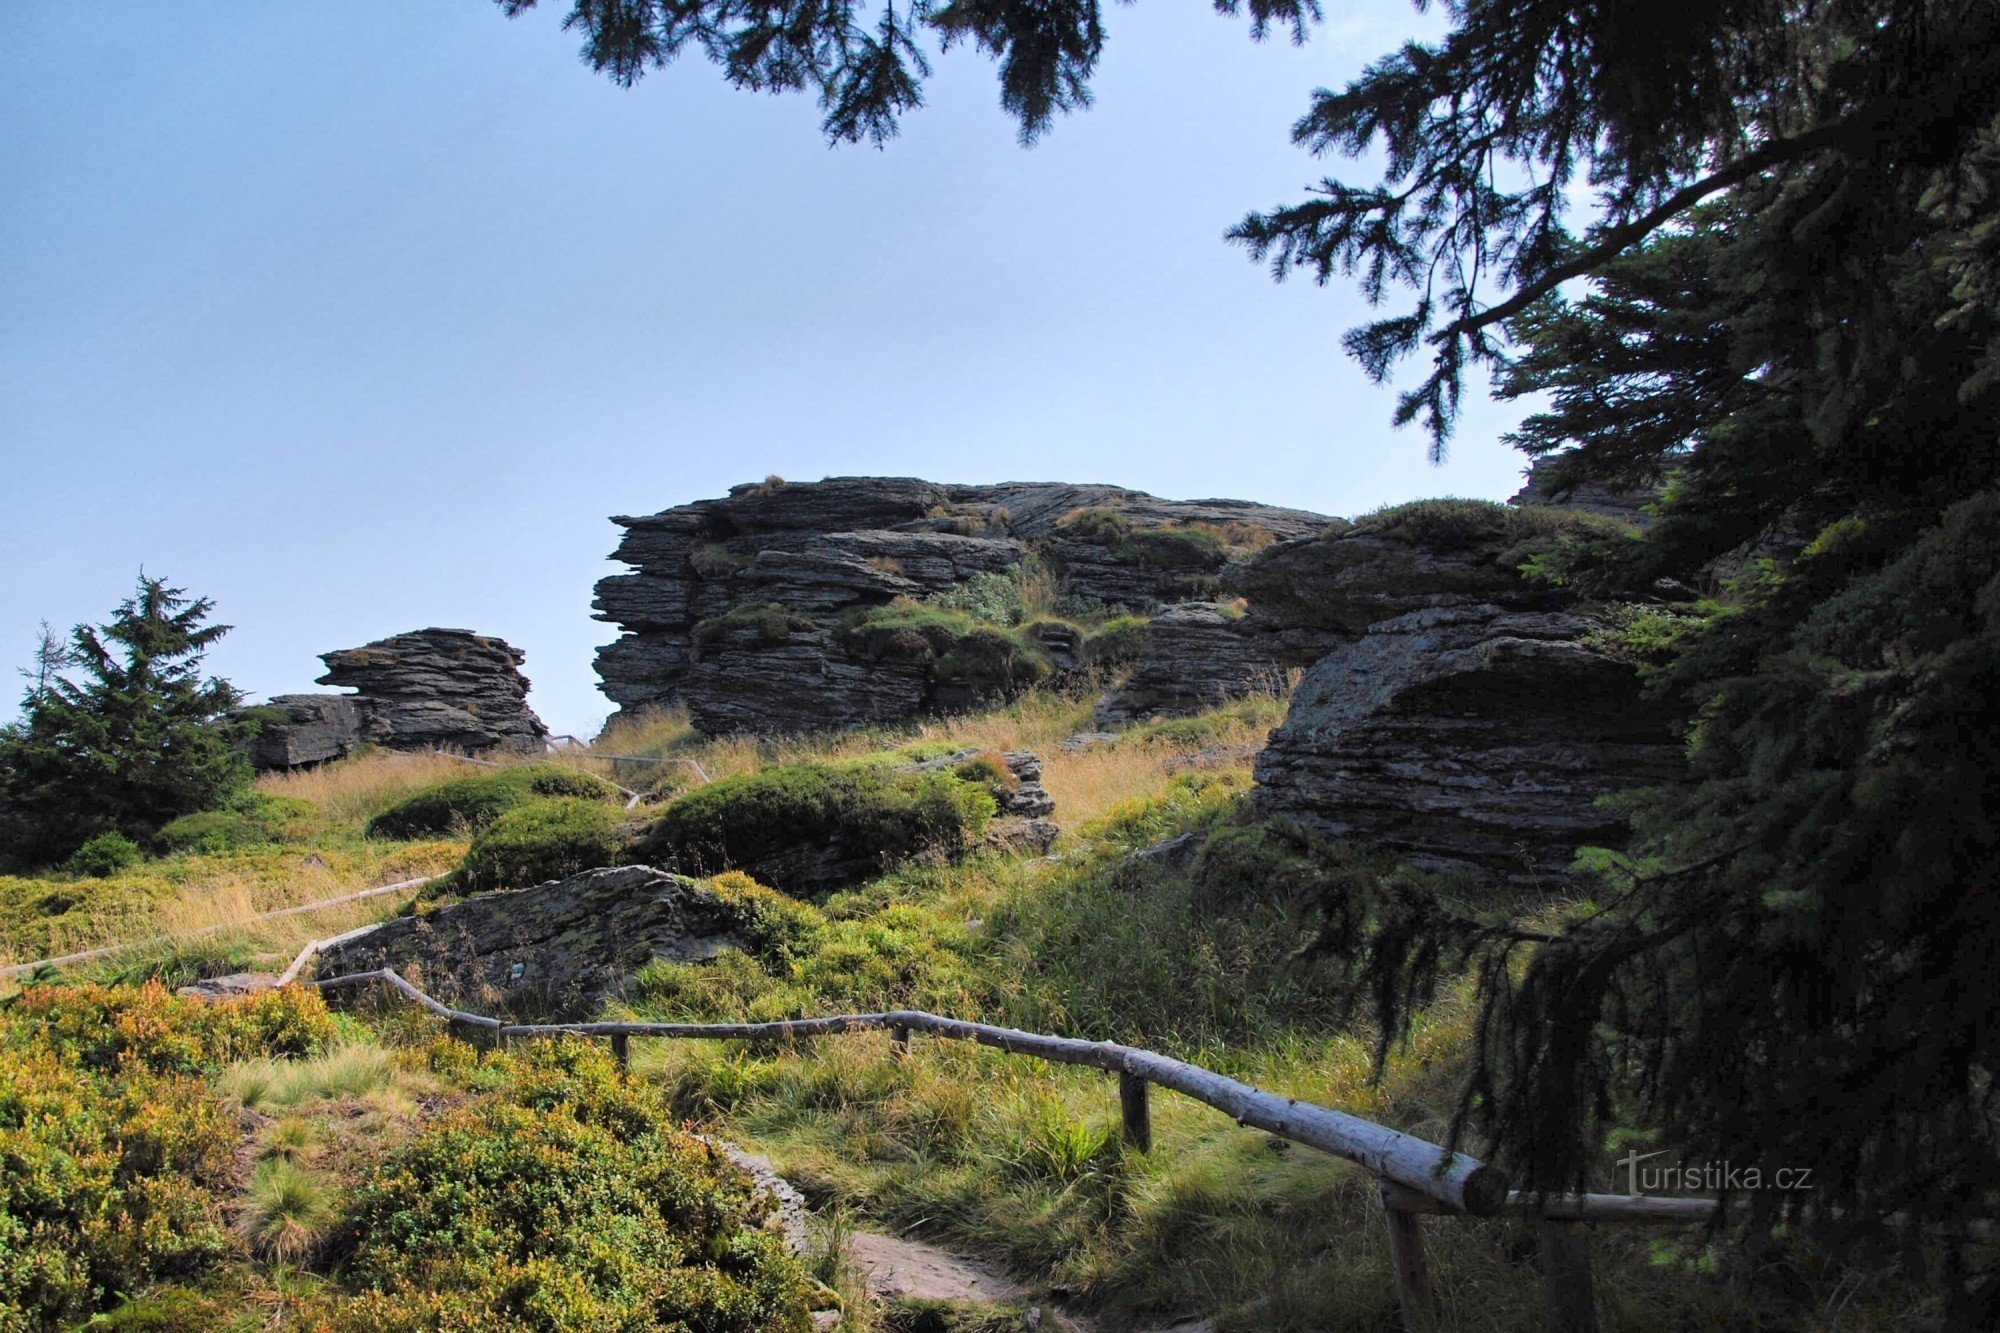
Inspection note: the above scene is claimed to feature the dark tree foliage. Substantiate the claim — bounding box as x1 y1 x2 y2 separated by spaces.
0 577 248 868
509 0 2000 1305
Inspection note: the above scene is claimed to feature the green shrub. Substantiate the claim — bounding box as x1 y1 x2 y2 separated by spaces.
156 794 322 855
1355 497 1634 573
933 626 1051 690
0 982 336 1327
632 762 996 895
157 809 264 855
453 797 624 893
1081 615 1150 666
689 541 749 577
1054 509 1234 570
365 764 619 839
841 602 1051 692
703 870 827 964
953 751 1019 800
840 600 982 664
333 1038 812 1332
930 570 1030 624
691 603 809 655
65 831 143 877
1120 524 1230 570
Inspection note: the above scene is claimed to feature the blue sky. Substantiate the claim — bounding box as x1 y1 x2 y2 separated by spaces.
2 1 1535 736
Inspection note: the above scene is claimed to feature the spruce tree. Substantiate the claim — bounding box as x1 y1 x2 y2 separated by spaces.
0 576 248 868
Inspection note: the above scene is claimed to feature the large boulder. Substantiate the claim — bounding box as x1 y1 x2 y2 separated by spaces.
1091 603 1287 726
244 694 364 769
318 628 548 755
594 477 1332 734
1235 492 1684 884
316 865 755 1018
1255 602 1683 885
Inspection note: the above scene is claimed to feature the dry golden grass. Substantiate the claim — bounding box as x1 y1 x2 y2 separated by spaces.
0 839 461 976
254 749 501 828
591 691 1286 828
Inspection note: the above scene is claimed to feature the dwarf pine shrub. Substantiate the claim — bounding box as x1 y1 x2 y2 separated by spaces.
451 796 625 893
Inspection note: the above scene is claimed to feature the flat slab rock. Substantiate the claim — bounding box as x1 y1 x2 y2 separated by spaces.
316 865 750 1018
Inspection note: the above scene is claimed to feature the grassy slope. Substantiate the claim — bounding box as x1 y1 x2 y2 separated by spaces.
3 689 1924 1329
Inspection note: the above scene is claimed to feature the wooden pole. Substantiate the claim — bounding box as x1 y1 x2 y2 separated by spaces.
1538 1221 1598 1333
1381 1182 1436 1327
610 1032 630 1072
889 1023 911 1062
1119 1071 1152 1153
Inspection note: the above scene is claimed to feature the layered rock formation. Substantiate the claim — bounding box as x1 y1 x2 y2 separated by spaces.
1091 603 1287 726
1508 454 1664 526
316 865 752 1017
1241 498 1683 884
594 477 1330 734
245 695 363 770
245 628 547 769
1256 605 1683 884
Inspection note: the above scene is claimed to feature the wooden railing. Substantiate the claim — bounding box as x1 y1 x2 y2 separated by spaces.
309 963 1720 1329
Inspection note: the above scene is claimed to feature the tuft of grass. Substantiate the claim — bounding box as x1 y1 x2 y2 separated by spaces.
240 1159 337 1261
262 1116 319 1163
224 1043 398 1111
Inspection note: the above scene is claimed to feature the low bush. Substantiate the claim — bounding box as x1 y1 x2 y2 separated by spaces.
632 762 997 895
703 870 827 964
330 1038 813 1332
690 603 810 655
0 982 337 1328
64 831 143 877
934 625 1051 691
364 764 619 840
840 602 1052 693
452 797 625 893
1356 497 1634 573
156 795 320 855
1054 509 1237 571
1081 615 1150 666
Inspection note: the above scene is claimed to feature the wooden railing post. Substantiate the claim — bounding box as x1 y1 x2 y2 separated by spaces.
1380 1182 1436 1327
889 1023 911 1062
1119 1071 1152 1153
1538 1220 1598 1333
610 1032 630 1072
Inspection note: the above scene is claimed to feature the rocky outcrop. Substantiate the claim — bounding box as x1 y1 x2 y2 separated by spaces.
245 629 547 769
1509 455 1663 526
316 865 751 1018
595 477 1330 734
245 695 364 769
1092 604 1287 726
1256 605 1683 884
1233 491 1683 885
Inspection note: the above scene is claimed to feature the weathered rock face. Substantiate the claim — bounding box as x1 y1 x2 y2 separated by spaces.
1233 488 1684 884
320 628 547 754
1092 604 1287 726
1255 602 1683 885
1509 455 1663 526
246 695 364 770
317 865 749 1018
245 629 548 769
595 477 1331 734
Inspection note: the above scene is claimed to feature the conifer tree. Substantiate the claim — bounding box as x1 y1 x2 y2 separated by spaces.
0 576 248 868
